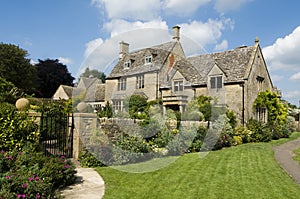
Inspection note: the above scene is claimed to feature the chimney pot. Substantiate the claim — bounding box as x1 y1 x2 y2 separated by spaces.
119 41 129 59
173 26 180 41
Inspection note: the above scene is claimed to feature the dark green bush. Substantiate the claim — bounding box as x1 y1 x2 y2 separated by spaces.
0 149 76 198
79 149 105 167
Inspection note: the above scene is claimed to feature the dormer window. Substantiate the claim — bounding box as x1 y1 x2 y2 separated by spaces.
145 55 152 64
173 79 184 93
210 76 223 89
124 61 131 69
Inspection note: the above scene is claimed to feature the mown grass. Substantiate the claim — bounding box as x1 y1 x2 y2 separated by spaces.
97 135 300 199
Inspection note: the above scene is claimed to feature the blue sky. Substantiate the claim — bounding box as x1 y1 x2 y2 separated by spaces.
1 0 300 105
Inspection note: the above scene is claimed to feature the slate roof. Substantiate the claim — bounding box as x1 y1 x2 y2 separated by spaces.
188 46 254 84
61 85 73 98
107 41 177 78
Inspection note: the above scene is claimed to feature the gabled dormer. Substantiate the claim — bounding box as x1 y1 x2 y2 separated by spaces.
208 64 226 90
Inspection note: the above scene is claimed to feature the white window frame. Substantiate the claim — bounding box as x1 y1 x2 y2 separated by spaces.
136 74 145 89
124 61 131 69
118 78 126 91
173 79 184 93
145 55 152 64
210 76 223 89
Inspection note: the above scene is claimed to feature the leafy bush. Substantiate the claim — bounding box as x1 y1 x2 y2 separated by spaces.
0 149 76 198
97 101 113 118
79 149 105 167
233 126 252 143
188 126 208 152
0 102 39 151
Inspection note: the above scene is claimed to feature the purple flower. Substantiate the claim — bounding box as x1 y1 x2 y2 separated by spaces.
22 184 27 189
1 150 5 155
61 155 65 159
36 193 41 198
6 176 10 180
17 194 21 198
35 176 39 181
22 194 26 198
64 164 69 169
29 177 34 181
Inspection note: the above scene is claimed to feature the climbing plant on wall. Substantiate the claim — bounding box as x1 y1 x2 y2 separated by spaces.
254 90 288 124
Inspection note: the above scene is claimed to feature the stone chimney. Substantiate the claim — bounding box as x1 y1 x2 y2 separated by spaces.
119 41 129 59
173 26 181 41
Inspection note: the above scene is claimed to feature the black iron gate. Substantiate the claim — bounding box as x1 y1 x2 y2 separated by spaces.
39 113 74 158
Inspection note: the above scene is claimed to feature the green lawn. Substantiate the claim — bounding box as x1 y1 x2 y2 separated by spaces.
97 133 300 199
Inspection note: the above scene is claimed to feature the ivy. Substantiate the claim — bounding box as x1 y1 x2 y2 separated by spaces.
254 90 288 124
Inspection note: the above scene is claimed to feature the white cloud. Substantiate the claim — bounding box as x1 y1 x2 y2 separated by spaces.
284 90 300 100
215 40 228 51
81 27 173 75
84 38 104 58
214 0 253 13
263 26 300 71
179 18 234 48
104 19 168 37
162 0 211 16
270 74 284 83
58 57 73 65
91 0 160 21
290 72 300 81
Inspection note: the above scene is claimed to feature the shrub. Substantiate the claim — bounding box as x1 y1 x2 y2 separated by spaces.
233 126 252 143
0 102 39 151
0 149 76 198
188 126 208 152
79 149 105 167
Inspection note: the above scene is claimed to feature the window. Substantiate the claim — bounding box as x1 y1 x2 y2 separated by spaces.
145 55 152 64
136 75 144 89
124 61 131 69
118 78 126 91
113 100 123 112
256 107 267 123
257 76 264 92
210 76 222 89
174 80 183 93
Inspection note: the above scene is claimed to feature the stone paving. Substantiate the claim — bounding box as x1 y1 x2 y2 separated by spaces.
60 163 105 199
273 137 300 184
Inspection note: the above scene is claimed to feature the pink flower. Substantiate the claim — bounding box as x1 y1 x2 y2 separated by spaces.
22 194 26 198
35 176 39 181
17 194 21 198
6 176 10 180
36 193 41 198
29 177 34 181
64 164 69 169
22 184 27 188
61 155 65 159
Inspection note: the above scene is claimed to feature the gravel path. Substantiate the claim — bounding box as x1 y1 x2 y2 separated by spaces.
273 137 300 184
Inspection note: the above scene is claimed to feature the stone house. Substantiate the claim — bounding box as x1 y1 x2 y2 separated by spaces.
53 77 106 110
104 26 277 124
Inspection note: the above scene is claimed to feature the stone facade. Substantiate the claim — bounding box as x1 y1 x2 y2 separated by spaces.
103 27 276 125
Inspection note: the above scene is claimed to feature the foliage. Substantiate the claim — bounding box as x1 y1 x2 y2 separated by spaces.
124 95 148 119
0 43 37 94
0 102 39 151
188 126 208 152
226 109 237 129
0 149 76 198
79 149 105 167
35 59 75 98
233 126 252 143
97 101 113 118
0 77 23 104
254 90 288 124
80 67 106 83
212 114 234 150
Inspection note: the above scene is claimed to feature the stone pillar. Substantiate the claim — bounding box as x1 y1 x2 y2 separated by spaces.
73 113 98 160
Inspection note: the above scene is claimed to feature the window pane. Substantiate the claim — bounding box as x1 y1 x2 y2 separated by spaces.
217 76 222 88
210 77 216 89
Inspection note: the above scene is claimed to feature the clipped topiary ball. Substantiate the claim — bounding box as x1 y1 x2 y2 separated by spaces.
77 102 88 113
15 98 30 111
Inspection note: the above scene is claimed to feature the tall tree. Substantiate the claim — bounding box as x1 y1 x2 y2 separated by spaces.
80 67 106 83
0 43 37 93
36 59 74 98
